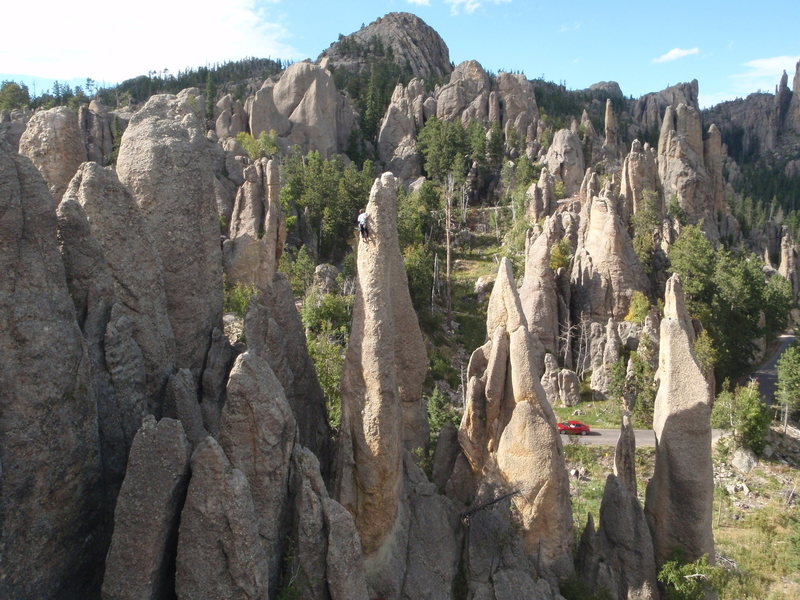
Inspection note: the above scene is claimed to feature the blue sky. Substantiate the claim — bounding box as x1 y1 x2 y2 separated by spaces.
2 0 797 108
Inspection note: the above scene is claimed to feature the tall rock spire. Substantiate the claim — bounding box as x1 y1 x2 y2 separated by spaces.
645 274 715 567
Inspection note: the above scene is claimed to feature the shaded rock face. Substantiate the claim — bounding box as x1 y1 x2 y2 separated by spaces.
219 351 297 593
0 140 103 599
18 106 87 201
545 128 585 196
578 415 658 600
0 107 29 149
116 93 223 373
56 195 146 503
65 161 176 410
778 226 800 299
223 158 285 291
571 195 649 322
79 99 115 165
102 416 191 600
320 12 452 82
335 173 428 570
645 275 715 568
175 436 267 600
244 273 333 476
460 257 573 579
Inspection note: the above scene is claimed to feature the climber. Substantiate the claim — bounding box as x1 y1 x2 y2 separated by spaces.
357 209 369 240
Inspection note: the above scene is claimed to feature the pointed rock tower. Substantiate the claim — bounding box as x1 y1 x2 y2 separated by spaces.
645 274 715 568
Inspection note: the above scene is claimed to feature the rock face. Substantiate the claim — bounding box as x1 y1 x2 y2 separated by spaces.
219 351 297 593
223 158 285 290
460 257 574 579
571 193 649 322
436 60 492 123
175 436 267 600
64 162 176 410
244 274 333 475
1 139 103 599
377 80 425 181
116 93 223 373
619 139 659 225
80 99 115 165
253 61 356 157
335 173 428 583
319 12 452 82
630 80 698 139
520 215 561 357
18 106 87 201
545 128 585 196
578 415 658 600
778 226 800 299
56 194 146 504
645 275 715 568
102 416 191 600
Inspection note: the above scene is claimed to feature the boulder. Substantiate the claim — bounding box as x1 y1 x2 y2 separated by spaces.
116 94 223 373
645 275 715 568
558 369 581 407
18 106 86 201
102 417 191 600
1 139 103 599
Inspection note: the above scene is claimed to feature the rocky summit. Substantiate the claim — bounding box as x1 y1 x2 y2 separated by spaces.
1 9 799 600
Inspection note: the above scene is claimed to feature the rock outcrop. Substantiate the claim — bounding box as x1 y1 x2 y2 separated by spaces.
520 215 561 358
571 193 649 322
248 61 357 157
175 436 267 600
545 128 585 196
436 60 492 123
18 106 86 201
320 12 452 82
116 93 223 373
64 162 176 409
1 139 103 599
102 417 191 600
80 99 115 165
223 158 285 290
619 139 659 225
645 275 715 568
219 351 297 593
335 173 428 590
578 415 658 599
460 257 574 579
630 80 698 139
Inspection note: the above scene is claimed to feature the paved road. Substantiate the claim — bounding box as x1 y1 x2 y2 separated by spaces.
750 333 796 405
561 428 723 447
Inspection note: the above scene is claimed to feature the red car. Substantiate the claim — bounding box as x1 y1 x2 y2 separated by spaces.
558 420 591 435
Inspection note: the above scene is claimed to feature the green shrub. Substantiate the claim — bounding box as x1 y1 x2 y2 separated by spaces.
711 380 771 455
427 387 460 443
624 290 650 324
223 281 258 318
549 238 572 271
658 552 727 600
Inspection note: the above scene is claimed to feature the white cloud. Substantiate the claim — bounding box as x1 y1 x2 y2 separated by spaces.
0 0 301 83
445 0 511 16
728 55 800 95
406 0 431 5
653 47 700 63
559 22 582 33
